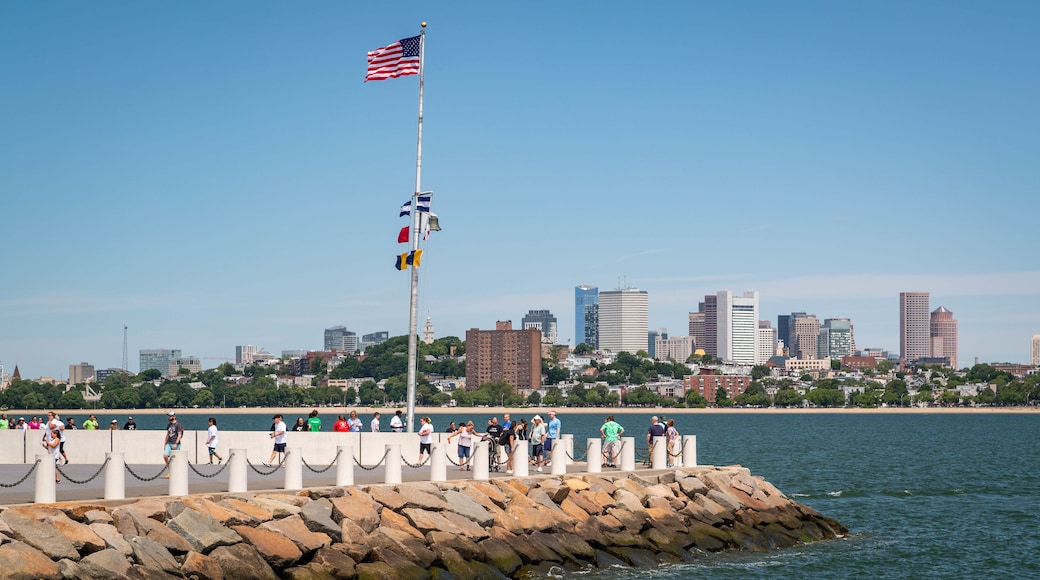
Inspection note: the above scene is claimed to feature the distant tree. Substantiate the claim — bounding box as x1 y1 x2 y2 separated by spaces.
191 389 215 408
526 390 542 406
714 386 733 408
57 389 86 409
573 343 593 355
773 387 803 407
830 359 841 371
876 359 896 374
685 391 708 408
138 369 162 381
750 365 771 381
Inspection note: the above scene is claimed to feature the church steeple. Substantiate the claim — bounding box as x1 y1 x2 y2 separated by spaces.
422 315 435 345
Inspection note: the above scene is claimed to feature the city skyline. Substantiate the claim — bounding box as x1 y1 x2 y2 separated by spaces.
2 2 1038 377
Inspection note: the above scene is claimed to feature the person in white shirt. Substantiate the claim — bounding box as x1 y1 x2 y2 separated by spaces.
371 412 381 432
206 418 223 464
417 416 434 464
264 414 288 466
390 410 404 433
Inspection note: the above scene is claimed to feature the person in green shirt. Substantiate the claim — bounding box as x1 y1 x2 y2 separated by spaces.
307 409 322 432
0 413 9 429
600 415 624 468
83 414 99 430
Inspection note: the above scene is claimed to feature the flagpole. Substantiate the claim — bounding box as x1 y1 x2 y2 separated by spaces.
404 23 426 433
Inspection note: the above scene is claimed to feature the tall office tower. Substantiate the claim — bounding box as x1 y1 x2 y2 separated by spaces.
68 362 95 384
716 290 759 365
700 295 718 357
522 309 558 344
363 331 391 351
647 328 668 358
1032 335 1040 366
818 318 853 359
789 313 821 359
465 321 542 391
324 326 358 353
139 349 181 375
777 314 792 353
756 321 777 364
688 312 705 350
598 288 649 355
900 292 931 363
575 285 599 349
930 307 958 369
235 345 260 365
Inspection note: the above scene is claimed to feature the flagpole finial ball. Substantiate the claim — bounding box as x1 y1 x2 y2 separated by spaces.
421 22 427 28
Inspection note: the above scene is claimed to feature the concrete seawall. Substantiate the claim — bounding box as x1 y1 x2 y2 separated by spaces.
0 465 846 579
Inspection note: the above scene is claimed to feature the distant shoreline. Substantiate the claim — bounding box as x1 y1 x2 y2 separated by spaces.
11 405 1038 417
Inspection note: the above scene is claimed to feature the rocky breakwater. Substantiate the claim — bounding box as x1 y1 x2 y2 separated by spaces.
0 465 847 579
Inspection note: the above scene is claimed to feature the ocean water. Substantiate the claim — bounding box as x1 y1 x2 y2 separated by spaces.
57 410 1040 578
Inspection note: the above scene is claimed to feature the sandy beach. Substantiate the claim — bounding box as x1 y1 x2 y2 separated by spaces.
16 405 1039 417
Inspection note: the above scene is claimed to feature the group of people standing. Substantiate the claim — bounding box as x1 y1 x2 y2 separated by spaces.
446 411 561 473
600 415 681 468
286 409 406 433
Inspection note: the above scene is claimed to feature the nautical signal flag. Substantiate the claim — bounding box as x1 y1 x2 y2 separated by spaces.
366 35 421 82
399 193 432 217
395 250 424 270
398 226 409 244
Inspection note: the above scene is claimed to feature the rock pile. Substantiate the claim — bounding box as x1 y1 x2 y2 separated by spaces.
0 465 846 579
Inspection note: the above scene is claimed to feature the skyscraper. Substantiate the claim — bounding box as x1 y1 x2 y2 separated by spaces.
688 311 705 351
139 349 181 375
716 290 759 365
522 309 558 344
68 362 95 384
1032 335 1040 366
900 292 931 364
465 321 542 391
756 321 777 364
647 328 668 359
575 285 599 349
235 345 260 365
700 295 718 358
324 326 358 353
930 306 958 369
818 318 853 359
790 313 821 360
598 288 649 355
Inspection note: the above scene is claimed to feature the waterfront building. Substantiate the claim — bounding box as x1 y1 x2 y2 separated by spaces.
717 290 759 365
900 292 931 364
324 326 358 353
574 285 599 349
598 288 649 355
465 321 542 391
756 321 777 365
522 309 558 344
68 362 95 384
930 306 958 369
139 349 181 375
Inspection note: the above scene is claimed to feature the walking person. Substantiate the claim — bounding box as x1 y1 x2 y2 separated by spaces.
390 410 404 433
500 421 516 474
162 411 184 477
371 412 381 432
665 419 680 467
447 421 475 470
544 410 561 467
600 415 624 468
417 416 434 464
49 413 69 465
43 428 61 484
307 409 322 432
530 415 546 472
206 418 223 464
264 413 288 467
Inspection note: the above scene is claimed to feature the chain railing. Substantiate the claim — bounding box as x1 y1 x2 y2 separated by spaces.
401 454 430 469
0 459 40 488
125 462 170 482
302 449 341 474
353 449 390 472
565 441 591 462
188 453 235 478
56 457 111 485
247 452 289 476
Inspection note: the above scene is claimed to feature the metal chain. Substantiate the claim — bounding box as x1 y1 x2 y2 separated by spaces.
56 457 111 485
445 452 462 466
565 442 591 462
247 452 289 476
401 454 430 469
125 462 169 482
303 449 341 474
188 454 235 478
0 459 40 488
353 449 390 471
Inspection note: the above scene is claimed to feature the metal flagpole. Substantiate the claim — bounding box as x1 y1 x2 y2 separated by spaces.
405 23 426 433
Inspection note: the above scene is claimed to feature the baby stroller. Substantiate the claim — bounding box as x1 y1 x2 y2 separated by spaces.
482 434 502 472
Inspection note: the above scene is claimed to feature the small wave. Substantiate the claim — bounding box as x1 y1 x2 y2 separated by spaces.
790 493 810 497
827 491 843 497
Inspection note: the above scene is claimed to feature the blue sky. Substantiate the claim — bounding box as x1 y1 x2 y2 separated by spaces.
2 1 1038 379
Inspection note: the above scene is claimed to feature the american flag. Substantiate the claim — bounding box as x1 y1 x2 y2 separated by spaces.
365 35 421 82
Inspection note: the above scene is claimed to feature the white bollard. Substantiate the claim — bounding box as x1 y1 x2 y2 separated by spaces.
651 435 667 469
587 438 602 474
284 447 303 491
104 452 125 500
228 449 248 493
35 453 56 504
513 440 529 477
682 435 697 467
384 444 402 484
169 450 189 497
620 436 636 472
472 440 490 481
336 445 354 486
550 440 566 475
430 443 447 482
562 434 574 465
